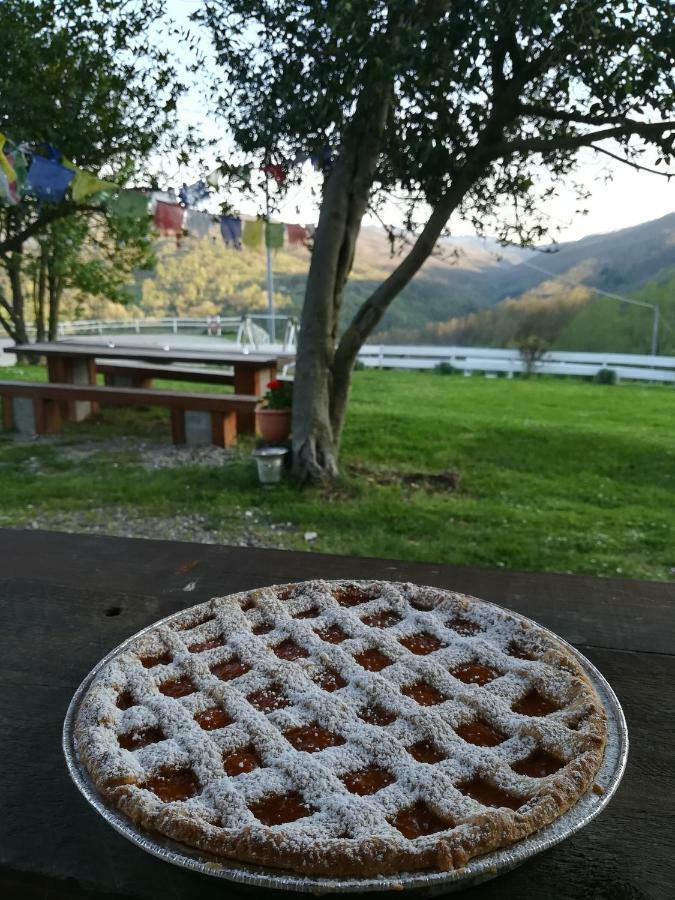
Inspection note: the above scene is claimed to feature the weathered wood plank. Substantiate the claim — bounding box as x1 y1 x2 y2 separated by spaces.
0 529 672 655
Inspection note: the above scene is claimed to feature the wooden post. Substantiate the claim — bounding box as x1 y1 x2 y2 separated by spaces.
210 411 237 448
233 364 274 434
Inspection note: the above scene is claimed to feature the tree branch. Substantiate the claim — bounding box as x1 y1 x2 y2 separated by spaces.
0 202 103 257
518 102 627 127
499 119 675 157
591 143 675 178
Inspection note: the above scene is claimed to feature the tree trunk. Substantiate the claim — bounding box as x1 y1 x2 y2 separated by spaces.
47 270 62 342
292 79 394 481
7 252 30 354
35 248 47 343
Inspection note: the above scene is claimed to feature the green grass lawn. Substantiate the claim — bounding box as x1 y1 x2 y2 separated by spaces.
1 364 673 580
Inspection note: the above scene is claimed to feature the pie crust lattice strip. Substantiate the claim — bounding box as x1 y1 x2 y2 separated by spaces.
75 580 608 876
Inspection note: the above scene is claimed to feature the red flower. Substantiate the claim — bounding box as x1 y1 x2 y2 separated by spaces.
267 379 282 390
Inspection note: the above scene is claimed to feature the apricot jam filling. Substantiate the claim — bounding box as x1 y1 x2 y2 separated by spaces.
210 656 251 681
362 610 401 628
188 636 224 653
283 724 345 752
247 683 289 712
118 726 164 751
342 767 394 795
512 748 563 778
249 791 313 826
223 745 260 776
407 739 446 764
451 662 498 687
313 668 347 692
333 585 374 607
401 681 445 706
358 705 396 726
143 767 199 802
194 707 232 730
159 675 195 698
139 652 172 669
458 777 523 811
353 648 392 671
115 690 136 710
455 720 505 747
512 689 560 717
447 618 482 636
294 607 319 619
315 624 348 644
399 632 443 655
393 802 450 838
274 639 309 661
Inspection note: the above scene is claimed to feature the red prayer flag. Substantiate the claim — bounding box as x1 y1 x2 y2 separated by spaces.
286 223 309 245
154 200 185 235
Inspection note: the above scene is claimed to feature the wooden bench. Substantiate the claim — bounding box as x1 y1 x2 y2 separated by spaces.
0 381 258 448
96 360 235 389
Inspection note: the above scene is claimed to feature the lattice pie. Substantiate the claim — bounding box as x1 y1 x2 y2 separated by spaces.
75 581 607 876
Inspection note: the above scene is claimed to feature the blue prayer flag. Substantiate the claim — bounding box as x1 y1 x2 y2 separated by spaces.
27 154 75 202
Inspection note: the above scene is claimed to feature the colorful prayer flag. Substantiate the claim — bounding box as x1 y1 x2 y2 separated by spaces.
220 215 242 248
27 154 75 202
265 221 284 249
0 133 17 183
262 163 286 185
70 169 118 202
106 190 149 219
242 218 264 250
179 180 210 207
154 200 185 235
286 223 309 246
186 209 214 239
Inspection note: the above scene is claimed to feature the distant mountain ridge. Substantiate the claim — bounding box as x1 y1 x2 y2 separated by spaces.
90 211 675 355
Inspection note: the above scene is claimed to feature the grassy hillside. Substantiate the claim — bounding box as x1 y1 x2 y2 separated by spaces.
557 267 675 354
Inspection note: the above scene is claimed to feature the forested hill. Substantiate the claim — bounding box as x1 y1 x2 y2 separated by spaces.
71 212 675 353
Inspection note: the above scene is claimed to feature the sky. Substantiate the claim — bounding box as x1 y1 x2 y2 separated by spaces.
166 0 675 245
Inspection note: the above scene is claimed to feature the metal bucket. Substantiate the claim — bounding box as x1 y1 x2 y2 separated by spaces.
253 447 288 484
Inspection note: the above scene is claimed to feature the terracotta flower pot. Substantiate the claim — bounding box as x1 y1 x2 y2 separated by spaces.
255 407 291 442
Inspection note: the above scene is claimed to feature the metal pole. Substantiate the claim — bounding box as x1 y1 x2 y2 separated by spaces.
651 304 660 356
264 176 275 343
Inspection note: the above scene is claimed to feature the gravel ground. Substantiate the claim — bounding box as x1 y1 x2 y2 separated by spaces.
4 434 298 547
56 437 236 470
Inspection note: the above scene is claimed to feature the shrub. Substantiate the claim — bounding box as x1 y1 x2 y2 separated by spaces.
595 368 618 385
435 361 455 375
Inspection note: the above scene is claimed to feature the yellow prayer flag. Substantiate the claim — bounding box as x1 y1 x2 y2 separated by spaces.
0 133 17 183
70 168 118 202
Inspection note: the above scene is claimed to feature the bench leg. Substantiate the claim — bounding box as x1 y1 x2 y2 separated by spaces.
170 408 186 444
34 398 62 435
2 396 14 430
170 409 236 448
210 411 237 448
234 365 275 434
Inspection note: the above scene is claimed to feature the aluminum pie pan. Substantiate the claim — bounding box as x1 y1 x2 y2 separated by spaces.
63 593 628 896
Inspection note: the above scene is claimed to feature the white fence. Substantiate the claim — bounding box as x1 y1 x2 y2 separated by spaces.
20 314 299 351
356 345 675 383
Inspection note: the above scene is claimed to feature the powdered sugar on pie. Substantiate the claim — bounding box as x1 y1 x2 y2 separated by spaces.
75 580 607 876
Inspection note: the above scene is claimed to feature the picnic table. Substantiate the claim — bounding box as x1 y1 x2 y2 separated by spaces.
8 341 292 432
1 528 672 899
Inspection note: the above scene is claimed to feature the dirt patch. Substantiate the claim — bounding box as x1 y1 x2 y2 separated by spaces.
346 463 460 492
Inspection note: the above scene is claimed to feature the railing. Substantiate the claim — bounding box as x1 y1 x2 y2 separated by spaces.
356 345 675 383
18 314 299 352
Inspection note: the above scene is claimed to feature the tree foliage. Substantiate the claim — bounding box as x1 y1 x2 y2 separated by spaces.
199 0 675 479
0 0 186 342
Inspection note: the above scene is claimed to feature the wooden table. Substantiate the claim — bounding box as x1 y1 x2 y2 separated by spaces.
1 529 672 899
9 342 292 432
